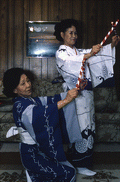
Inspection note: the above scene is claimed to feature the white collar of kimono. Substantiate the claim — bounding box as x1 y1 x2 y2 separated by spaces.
59 45 78 55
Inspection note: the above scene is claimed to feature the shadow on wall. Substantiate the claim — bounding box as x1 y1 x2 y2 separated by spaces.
114 42 120 100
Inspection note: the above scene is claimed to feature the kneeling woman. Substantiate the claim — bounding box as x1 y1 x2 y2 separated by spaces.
3 68 80 182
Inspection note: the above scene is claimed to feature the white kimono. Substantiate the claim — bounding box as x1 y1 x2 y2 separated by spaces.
55 44 115 159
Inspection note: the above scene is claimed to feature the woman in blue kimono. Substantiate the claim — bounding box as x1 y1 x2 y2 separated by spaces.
3 67 80 182
54 19 120 176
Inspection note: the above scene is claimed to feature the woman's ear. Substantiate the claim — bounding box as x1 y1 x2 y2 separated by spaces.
13 88 17 94
60 32 64 39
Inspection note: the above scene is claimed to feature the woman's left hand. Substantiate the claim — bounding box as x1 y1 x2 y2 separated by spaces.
57 88 79 110
111 35 120 48
65 88 79 103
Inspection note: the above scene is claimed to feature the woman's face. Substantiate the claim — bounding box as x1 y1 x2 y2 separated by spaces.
61 26 78 48
14 74 32 98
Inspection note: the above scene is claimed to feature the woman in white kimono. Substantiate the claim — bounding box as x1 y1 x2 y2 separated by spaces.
54 19 120 176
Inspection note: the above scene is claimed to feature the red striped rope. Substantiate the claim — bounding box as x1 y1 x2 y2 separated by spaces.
100 19 119 46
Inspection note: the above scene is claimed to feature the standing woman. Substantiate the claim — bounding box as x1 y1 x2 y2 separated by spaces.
3 67 80 182
54 19 120 176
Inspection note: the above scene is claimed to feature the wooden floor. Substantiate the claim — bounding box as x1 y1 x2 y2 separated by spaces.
1 142 120 164
0 164 120 182
0 143 120 181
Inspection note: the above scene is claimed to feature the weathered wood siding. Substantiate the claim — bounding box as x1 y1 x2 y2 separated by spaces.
0 0 120 80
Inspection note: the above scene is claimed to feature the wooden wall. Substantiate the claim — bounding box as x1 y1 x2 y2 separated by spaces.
0 0 120 80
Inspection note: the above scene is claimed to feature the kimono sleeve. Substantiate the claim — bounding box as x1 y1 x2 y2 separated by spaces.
21 98 67 161
56 48 84 77
87 44 116 88
56 49 85 89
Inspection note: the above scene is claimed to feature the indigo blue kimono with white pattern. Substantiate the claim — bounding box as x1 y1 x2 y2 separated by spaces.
13 93 82 182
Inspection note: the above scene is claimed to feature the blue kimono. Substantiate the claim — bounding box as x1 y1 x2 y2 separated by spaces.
12 93 82 182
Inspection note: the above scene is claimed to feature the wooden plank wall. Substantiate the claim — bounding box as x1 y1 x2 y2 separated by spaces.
0 0 120 80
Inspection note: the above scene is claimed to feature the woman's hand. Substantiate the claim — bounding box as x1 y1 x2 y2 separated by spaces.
57 88 79 109
90 44 102 56
84 44 102 60
111 35 120 48
65 88 79 103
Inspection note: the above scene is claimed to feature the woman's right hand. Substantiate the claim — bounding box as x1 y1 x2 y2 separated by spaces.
84 44 102 60
90 44 102 56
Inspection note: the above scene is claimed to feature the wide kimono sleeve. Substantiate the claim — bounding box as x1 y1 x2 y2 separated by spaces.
87 43 116 88
46 93 82 144
13 97 66 162
56 46 91 89
13 96 82 162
